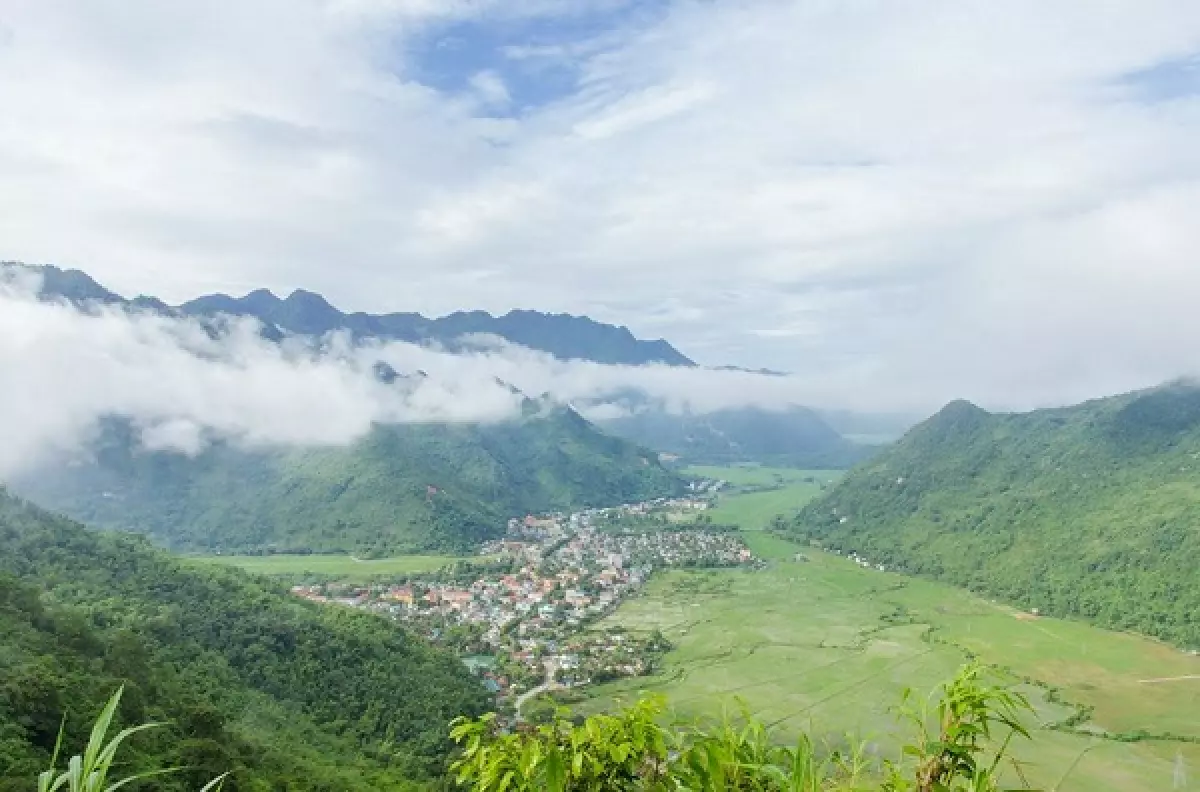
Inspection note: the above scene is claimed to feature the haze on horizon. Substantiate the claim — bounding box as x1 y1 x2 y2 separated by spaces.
2 1 1200 412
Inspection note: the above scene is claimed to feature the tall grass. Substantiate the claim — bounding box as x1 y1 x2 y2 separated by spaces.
36 687 226 792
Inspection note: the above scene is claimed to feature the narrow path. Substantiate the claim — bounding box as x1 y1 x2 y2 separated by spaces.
1138 675 1200 684
515 660 563 718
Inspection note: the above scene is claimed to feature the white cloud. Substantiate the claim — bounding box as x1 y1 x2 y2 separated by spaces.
572 81 715 140
139 418 207 455
0 280 873 479
0 281 527 477
469 70 512 109
2 1 1200 412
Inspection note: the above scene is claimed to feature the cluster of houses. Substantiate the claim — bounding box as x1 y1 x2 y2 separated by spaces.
841 549 887 572
554 630 673 686
564 529 754 569
290 495 757 703
486 495 719 544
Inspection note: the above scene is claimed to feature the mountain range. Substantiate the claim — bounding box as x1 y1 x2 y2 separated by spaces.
6 262 693 366
791 381 1200 648
4 261 881 470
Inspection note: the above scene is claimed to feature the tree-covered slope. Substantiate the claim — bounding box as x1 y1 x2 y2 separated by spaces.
0 490 490 790
791 382 1200 647
14 406 682 555
600 405 874 468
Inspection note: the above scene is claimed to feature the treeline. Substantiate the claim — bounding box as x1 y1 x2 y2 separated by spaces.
0 490 490 790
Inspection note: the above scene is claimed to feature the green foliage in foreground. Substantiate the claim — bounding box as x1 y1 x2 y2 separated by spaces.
13 405 681 555
0 490 489 790
792 382 1200 648
31 664 1041 791
450 664 1040 791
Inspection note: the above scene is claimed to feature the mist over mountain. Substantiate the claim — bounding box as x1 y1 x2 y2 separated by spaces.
7 262 692 367
2 262 880 473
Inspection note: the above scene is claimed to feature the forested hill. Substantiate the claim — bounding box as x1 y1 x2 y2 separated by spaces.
13 406 682 555
791 381 1200 648
5 262 693 366
0 490 490 790
599 405 874 468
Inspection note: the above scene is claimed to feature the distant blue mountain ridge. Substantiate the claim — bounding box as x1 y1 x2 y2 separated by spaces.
4 261 900 468
3 262 693 366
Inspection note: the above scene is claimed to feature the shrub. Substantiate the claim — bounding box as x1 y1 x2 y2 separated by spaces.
450 663 1038 791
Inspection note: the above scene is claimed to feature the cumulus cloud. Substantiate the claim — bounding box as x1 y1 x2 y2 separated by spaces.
1 1 1200 412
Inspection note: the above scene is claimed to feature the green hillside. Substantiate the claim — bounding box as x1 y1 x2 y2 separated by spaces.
600 405 873 468
791 382 1200 649
0 489 489 790
14 405 681 555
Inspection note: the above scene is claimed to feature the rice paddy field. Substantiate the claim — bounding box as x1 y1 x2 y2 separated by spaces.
683 465 842 488
580 470 1200 791
189 552 478 582
684 465 843 530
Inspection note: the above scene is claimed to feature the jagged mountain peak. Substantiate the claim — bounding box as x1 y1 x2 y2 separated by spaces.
241 287 282 305
11 262 694 366
3 261 122 304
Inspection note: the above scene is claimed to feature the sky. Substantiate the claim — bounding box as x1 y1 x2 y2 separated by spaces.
2 1 1200 412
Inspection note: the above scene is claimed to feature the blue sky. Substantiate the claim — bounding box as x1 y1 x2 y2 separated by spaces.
404 1 672 116
1123 54 1200 102
2 0 1200 412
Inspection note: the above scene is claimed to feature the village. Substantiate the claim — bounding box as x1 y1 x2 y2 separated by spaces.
289 492 757 709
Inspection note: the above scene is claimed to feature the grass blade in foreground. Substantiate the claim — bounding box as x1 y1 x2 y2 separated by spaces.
37 687 225 792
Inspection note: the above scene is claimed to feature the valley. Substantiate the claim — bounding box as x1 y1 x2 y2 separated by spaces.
222 461 1200 790
5 263 1200 788
6 4 1199 787
567 471 1200 792
582 544 1197 790
684 466 842 529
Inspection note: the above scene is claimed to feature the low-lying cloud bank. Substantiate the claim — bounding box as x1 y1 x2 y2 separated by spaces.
0 278 844 478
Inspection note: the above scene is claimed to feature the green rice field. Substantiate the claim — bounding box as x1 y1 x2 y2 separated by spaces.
684 465 842 530
683 465 842 489
580 486 1200 791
